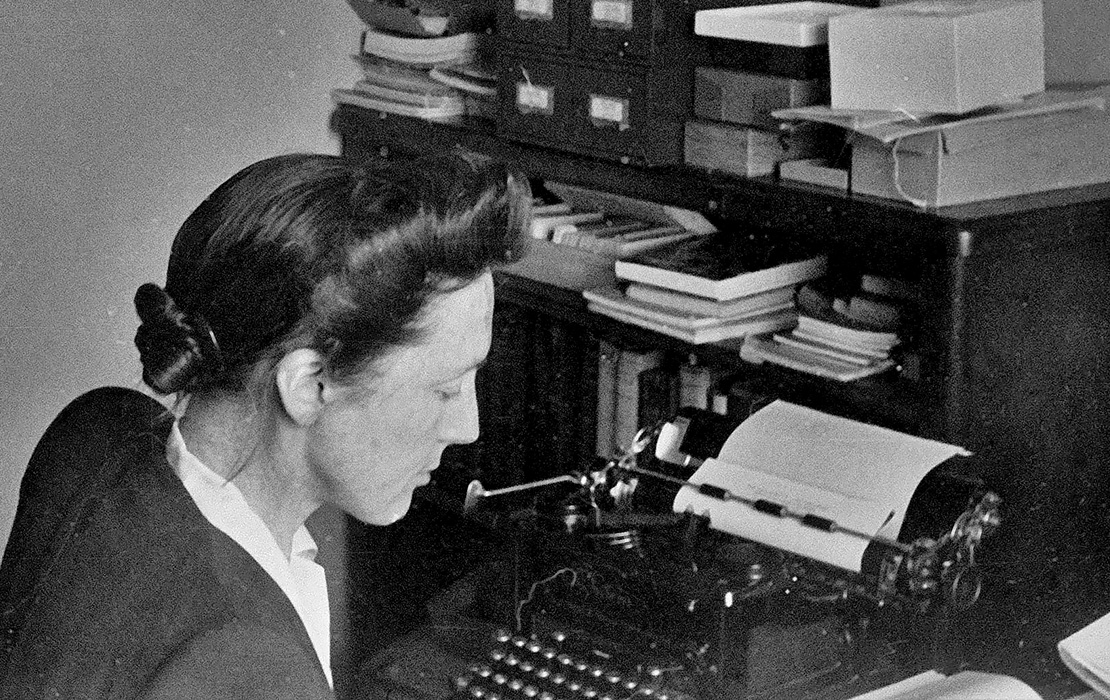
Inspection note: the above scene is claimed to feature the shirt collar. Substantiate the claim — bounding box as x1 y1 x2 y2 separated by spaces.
165 421 319 565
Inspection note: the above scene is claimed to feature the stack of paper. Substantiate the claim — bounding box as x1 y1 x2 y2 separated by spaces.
741 277 908 382
332 27 494 123
583 232 826 343
1059 612 1110 698
584 284 797 345
848 670 1043 700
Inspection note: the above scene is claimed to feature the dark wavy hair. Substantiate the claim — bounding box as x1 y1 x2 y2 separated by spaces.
134 150 531 398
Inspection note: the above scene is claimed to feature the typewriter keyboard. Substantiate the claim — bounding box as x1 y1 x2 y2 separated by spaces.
449 628 697 700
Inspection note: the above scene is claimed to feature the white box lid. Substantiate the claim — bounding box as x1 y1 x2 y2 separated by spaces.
694 1 866 47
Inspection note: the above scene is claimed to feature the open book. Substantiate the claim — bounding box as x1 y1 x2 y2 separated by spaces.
671 400 969 572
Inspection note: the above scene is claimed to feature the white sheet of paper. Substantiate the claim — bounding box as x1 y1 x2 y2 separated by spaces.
672 400 968 572
847 670 1042 700
1059 612 1110 698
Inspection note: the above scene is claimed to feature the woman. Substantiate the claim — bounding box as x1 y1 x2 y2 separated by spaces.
0 151 531 699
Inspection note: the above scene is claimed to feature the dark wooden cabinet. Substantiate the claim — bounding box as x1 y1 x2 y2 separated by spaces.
330 104 1110 697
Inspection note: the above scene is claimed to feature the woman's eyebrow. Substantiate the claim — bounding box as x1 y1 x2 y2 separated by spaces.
441 357 487 383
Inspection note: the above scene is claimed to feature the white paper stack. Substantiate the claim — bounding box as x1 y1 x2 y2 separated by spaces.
1059 612 1110 698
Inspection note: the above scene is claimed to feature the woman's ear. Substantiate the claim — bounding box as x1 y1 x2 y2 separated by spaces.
275 349 328 426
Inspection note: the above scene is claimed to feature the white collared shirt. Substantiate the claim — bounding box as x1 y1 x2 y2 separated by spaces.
166 422 333 688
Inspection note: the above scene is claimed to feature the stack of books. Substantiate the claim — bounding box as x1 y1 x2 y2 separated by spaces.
584 233 827 344
741 277 907 381
332 8 495 123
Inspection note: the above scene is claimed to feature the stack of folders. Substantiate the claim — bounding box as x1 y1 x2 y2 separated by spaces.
331 24 495 122
741 276 908 381
584 234 828 344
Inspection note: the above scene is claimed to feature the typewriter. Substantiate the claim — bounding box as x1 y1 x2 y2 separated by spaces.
373 402 1002 700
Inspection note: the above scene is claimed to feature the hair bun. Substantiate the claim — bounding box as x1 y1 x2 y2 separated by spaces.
133 283 221 394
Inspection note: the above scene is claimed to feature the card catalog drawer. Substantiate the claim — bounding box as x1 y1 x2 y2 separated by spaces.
496 53 573 146
570 0 656 59
497 0 573 48
569 64 684 165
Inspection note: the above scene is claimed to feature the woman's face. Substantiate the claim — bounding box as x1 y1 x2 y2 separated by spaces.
306 272 495 525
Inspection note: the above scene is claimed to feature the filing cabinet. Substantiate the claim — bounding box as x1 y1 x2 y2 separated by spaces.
569 0 677 60
498 0 684 58
494 0 692 165
497 0 573 49
495 52 574 145
496 47 689 165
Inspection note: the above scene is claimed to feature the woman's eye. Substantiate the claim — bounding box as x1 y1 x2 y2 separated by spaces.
436 387 462 400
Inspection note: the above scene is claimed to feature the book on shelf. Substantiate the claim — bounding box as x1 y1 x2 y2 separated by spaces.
587 299 797 345
346 0 492 37
529 210 605 240
832 291 903 328
637 364 680 436
584 285 794 331
427 64 496 97
331 87 465 122
532 201 573 216
678 360 732 412
360 27 482 66
772 331 885 366
740 334 896 382
625 282 797 319
614 347 664 454
596 339 620 458
793 315 898 352
346 78 464 110
614 234 827 302
725 375 777 423
544 181 718 236
353 53 459 95
794 282 902 352
578 227 705 259
860 272 922 303
339 52 470 121
552 216 646 245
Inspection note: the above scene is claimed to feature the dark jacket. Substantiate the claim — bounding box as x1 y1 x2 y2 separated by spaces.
0 387 333 699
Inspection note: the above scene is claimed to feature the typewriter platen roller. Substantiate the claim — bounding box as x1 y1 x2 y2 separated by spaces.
643 407 1002 613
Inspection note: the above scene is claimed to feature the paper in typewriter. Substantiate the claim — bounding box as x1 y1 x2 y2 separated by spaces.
672 401 969 572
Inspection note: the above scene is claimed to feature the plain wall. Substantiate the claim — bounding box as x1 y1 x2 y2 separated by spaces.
0 0 360 552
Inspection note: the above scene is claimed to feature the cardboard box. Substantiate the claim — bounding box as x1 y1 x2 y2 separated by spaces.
827 0 1045 114
779 158 850 192
684 120 833 177
694 67 828 130
775 87 1110 207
